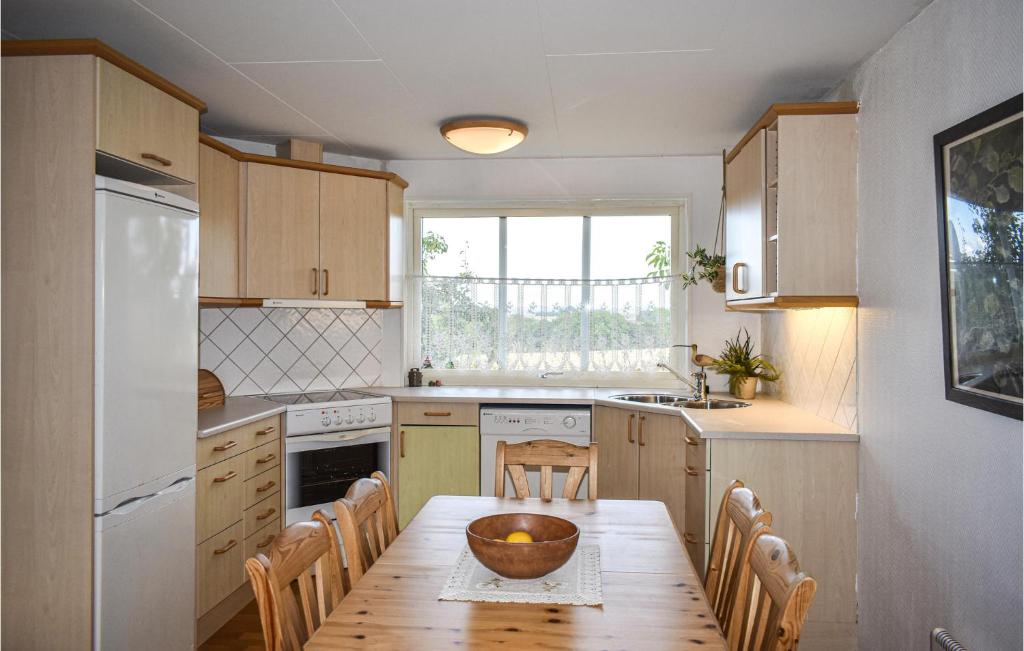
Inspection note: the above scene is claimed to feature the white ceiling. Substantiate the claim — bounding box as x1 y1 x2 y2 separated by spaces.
2 0 931 160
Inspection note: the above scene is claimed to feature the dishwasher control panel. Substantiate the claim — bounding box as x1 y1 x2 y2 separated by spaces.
479 406 591 436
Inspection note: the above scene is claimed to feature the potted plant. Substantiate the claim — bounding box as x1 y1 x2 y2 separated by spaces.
710 328 781 399
679 245 726 293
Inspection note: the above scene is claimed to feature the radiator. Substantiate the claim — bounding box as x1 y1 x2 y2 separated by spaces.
931 628 967 651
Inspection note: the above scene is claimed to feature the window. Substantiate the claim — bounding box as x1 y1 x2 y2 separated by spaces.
410 204 685 379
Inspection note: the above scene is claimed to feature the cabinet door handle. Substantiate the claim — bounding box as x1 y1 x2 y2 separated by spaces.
685 436 700 447
732 262 748 294
638 415 646 446
256 535 275 549
256 453 276 464
627 414 635 444
322 269 329 296
683 532 698 544
685 466 699 477
400 430 405 458
256 507 276 521
311 267 319 295
424 411 451 417
256 480 276 493
213 539 237 555
213 440 237 452
140 152 172 166
256 426 276 436
213 470 238 483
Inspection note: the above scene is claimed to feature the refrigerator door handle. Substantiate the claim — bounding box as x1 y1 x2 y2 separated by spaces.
100 476 194 517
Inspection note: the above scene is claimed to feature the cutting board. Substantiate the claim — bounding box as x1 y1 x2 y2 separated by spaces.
198 369 225 411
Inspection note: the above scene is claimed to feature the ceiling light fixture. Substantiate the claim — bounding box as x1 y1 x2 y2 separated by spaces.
440 118 528 155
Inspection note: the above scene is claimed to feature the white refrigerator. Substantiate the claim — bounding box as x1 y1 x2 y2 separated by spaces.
93 177 198 650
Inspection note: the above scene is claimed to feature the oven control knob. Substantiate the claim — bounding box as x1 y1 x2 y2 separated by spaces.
562 416 577 429
335 416 343 426
321 416 331 427
356 413 365 423
368 411 376 422
345 415 354 424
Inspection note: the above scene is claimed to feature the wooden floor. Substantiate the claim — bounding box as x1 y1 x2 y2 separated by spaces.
198 599 265 651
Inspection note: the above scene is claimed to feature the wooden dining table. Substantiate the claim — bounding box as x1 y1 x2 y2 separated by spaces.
305 495 727 650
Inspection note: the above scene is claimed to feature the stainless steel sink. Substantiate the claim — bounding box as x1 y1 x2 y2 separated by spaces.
609 393 691 404
676 399 751 410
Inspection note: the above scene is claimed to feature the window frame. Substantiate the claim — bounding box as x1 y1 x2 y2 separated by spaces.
404 199 691 387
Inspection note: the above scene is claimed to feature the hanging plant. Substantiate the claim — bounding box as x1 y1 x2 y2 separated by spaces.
680 245 726 290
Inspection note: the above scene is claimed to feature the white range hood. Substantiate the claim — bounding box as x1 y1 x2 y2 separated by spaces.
263 298 367 309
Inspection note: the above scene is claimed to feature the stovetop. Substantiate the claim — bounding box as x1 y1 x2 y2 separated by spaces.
261 389 384 406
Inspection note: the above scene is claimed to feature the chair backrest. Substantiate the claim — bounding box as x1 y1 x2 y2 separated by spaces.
494 439 598 500
727 526 817 651
705 480 773 635
245 511 346 651
333 472 399 585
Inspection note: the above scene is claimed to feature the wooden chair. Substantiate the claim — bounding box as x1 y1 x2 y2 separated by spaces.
494 439 598 500
244 510 346 651
705 480 773 636
726 525 817 650
333 471 399 585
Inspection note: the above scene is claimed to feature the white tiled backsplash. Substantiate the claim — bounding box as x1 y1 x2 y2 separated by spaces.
199 307 383 396
760 307 858 430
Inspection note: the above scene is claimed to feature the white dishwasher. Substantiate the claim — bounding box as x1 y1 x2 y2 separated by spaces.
480 406 592 498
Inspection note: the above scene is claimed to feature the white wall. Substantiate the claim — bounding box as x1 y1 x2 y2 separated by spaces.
835 0 1023 647
388 155 760 388
213 136 384 170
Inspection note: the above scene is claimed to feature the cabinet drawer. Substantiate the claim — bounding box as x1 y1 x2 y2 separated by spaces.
245 518 281 560
96 59 199 183
395 401 478 426
244 466 280 509
197 456 245 542
198 416 280 469
244 495 280 538
243 440 280 479
197 522 245 615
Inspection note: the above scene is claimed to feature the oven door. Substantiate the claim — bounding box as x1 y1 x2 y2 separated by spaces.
285 426 391 525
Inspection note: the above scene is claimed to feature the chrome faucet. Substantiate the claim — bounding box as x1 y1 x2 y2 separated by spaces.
539 370 565 379
658 344 709 402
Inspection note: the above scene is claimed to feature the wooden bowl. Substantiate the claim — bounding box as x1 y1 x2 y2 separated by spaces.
466 513 579 579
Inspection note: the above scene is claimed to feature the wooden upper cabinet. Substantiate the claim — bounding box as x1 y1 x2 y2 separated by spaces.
319 173 388 301
96 59 199 183
245 163 320 298
198 143 240 298
724 102 859 310
725 129 766 302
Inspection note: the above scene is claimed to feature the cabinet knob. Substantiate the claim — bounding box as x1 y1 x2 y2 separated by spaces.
213 539 237 555
322 268 329 296
213 440 237 452
683 532 698 544
627 414 635 444
400 430 405 458
311 267 319 295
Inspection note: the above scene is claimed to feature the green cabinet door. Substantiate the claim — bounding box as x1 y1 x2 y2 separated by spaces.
397 425 479 529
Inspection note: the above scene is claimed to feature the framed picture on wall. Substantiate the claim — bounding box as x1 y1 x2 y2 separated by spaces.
934 93 1023 420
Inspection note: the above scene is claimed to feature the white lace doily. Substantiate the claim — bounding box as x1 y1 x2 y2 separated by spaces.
438 544 603 606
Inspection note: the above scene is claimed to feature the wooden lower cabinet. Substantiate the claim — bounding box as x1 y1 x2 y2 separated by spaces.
594 404 856 650
397 425 479 529
195 414 283 644
708 438 858 651
594 407 690 560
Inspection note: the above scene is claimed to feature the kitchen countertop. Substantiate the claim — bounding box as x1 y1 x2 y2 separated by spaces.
367 386 858 442
197 396 285 439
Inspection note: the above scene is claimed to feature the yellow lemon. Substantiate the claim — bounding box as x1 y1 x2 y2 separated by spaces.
504 530 533 543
